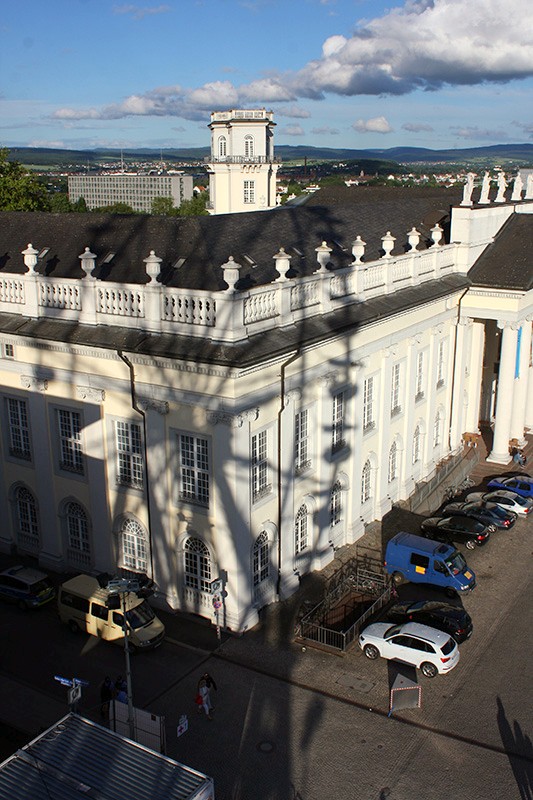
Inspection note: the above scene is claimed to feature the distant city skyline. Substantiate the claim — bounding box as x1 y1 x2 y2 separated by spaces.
2 0 533 152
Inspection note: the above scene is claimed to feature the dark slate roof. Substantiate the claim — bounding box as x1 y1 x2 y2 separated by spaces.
0 186 462 292
468 213 533 291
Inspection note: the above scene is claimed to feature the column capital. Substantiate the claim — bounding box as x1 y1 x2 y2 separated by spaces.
21 375 48 392
137 398 169 415
76 385 105 403
497 320 519 331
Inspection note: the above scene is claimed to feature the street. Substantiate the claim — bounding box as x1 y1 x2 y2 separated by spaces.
1 512 532 799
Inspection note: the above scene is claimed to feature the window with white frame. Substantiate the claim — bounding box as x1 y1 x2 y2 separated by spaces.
391 363 401 416
178 434 209 506
66 502 90 556
252 531 269 587
413 425 421 464
295 505 308 554
361 460 371 504
15 486 39 550
388 441 398 482
251 429 270 501
3 343 14 359
218 136 226 158
120 518 148 573
363 377 375 431
58 409 83 473
184 537 211 593
415 352 424 400
295 409 310 474
330 481 342 527
6 398 31 460
244 180 255 204
116 421 144 489
244 135 254 157
433 411 442 447
437 340 445 387
332 391 345 453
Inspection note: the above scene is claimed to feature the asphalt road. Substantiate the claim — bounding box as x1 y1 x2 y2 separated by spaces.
0 512 532 800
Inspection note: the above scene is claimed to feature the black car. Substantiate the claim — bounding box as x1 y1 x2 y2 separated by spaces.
386 599 473 643
443 500 517 530
420 515 492 549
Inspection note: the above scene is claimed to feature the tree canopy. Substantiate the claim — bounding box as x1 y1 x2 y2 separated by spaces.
0 148 50 211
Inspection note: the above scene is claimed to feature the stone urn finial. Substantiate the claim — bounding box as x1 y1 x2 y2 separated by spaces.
144 250 162 284
273 247 292 282
315 241 332 273
21 243 39 274
407 227 421 252
381 231 396 258
221 256 241 293
79 246 97 279
351 235 366 264
430 223 443 247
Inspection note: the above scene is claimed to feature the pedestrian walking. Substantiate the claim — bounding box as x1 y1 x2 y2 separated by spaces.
100 676 113 719
197 676 213 719
513 448 527 468
115 675 127 704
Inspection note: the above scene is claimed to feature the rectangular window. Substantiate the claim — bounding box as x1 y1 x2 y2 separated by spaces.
7 398 31 460
363 377 375 431
437 340 445 387
58 409 83 473
244 180 255 204
294 410 310 474
391 363 401 416
178 434 209 506
3 343 14 359
416 352 424 400
332 392 345 453
251 430 270 500
116 421 144 488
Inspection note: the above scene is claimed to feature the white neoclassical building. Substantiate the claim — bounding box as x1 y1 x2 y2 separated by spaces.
205 109 280 215
0 177 532 633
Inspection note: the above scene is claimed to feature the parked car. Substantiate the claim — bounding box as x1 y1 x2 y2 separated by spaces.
443 500 517 530
466 490 533 517
358 621 460 677
385 599 473 643
421 515 492 549
0 565 56 610
486 476 533 498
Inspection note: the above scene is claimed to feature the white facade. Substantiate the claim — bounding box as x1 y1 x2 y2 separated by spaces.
205 109 280 215
0 190 532 633
68 173 193 213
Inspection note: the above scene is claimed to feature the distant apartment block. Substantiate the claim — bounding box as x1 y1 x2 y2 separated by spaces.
68 173 194 213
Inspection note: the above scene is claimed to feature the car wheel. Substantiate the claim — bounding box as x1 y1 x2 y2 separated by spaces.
392 571 405 586
363 644 380 660
420 662 438 678
465 538 476 550
68 620 80 634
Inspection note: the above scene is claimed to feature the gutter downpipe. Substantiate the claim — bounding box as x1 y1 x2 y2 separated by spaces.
117 349 155 578
276 349 301 599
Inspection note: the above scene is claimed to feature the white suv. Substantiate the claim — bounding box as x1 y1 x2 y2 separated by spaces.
358 621 460 678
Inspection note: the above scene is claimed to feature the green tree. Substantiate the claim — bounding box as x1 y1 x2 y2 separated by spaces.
0 148 50 211
49 192 73 212
151 196 178 215
71 197 88 212
176 194 209 216
94 202 136 213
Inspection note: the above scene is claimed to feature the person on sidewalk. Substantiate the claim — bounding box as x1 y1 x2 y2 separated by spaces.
513 448 527 468
197 676 213 720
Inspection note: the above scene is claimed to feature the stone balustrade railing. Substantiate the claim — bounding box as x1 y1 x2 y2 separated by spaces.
0 232 459 344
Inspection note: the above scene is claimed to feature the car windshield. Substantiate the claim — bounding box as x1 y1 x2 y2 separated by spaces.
125 601 155 630
31 580 52 594
444 552 467 575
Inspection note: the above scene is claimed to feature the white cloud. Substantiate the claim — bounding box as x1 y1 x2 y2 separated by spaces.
450 125 509 140
402 122 434 133
353 116 393 134
274 104 311 119
113 4 171 21
311 126 339 135
279 124 305 136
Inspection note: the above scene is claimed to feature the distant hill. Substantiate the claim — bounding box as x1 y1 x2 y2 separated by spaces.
7 142 533 168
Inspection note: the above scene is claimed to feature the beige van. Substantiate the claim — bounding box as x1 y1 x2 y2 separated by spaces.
58 575 165 650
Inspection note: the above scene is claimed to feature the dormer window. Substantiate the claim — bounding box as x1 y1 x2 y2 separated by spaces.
244 135 254 158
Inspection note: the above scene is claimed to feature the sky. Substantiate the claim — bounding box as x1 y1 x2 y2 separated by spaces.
1 0 533 152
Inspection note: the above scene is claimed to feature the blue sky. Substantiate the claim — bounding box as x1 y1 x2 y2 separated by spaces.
1 0 532 151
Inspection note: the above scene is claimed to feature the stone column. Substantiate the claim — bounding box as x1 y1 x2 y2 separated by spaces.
510 320 532 445
464 321 485 434
449 318 471 452
487 322 518 463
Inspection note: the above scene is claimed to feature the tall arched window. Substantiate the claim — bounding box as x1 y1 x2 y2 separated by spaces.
413 425 421 464
65 502 91 568
361 460 371 504
15 486 39 551
433 411 442 447
244 135 254 158
295 505 308 554
388 442 397 483
218 136 227 158
330 481 342 527
184 537 211 593
252 531 269 587
120 518 148 573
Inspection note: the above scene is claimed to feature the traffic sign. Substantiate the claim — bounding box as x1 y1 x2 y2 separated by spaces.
68 685 82 705
177 714 189 737
212 594 222 609
210 579 223 595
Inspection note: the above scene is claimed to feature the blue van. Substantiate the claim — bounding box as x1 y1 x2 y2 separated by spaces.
384 532 476 595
